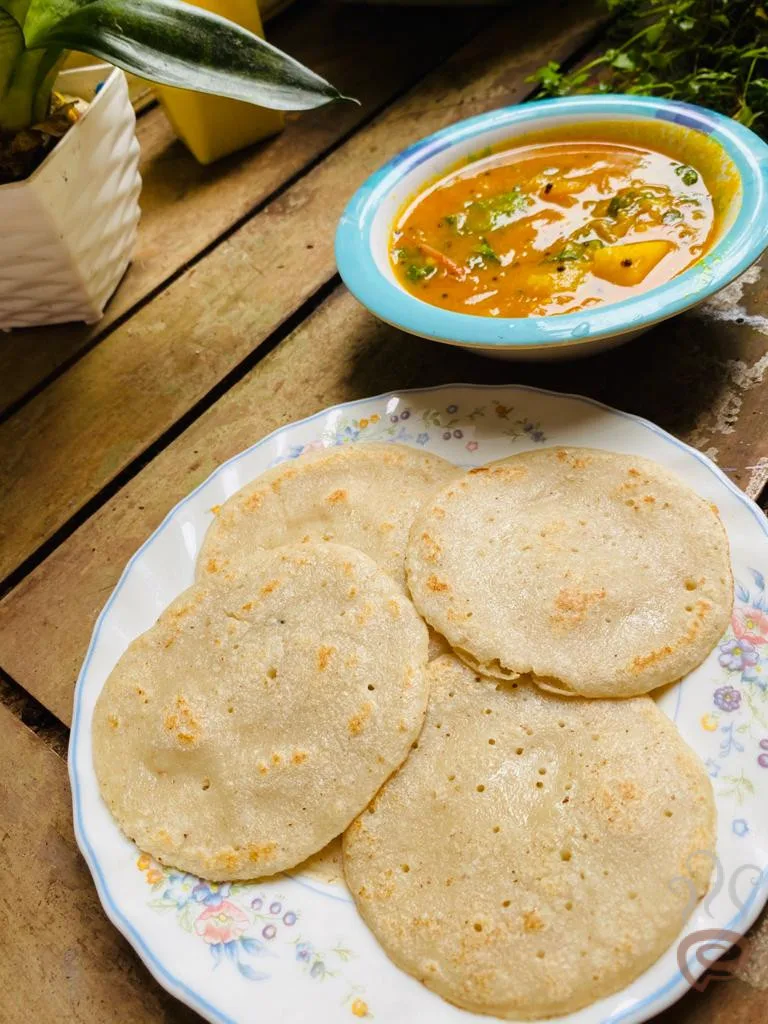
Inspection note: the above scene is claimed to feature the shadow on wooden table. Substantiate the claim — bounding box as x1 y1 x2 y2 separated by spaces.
344 299 759 491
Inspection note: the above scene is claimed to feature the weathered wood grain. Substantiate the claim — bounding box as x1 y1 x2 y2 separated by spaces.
0 0 488 415
3 275 766 727
0 0 602 583
0 705 198 1024
1 282 768 1024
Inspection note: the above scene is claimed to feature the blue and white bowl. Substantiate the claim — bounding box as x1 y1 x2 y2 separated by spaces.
336 95 768 360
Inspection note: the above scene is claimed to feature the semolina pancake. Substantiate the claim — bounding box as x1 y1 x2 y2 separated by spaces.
343 655 715 1019
405 447 732 697
93 543 429 881
198 443 459 591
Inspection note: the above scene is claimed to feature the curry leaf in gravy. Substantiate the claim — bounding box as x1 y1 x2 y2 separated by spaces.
394 247 438 282
543 241 595 263
405 263 437 282
674 163 699 186
472 239 500 264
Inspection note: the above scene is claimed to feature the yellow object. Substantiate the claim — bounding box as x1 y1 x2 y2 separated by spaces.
155 0 284 165
591 240 674 287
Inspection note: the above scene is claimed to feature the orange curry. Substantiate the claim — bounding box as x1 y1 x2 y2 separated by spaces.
391 134 719 318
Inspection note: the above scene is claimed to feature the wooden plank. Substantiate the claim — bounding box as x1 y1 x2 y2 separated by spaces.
0 0 489 415
1 698 766 1024
0 0 602 584
3 274 767 727
2 294 768 1024
0 704 197 1023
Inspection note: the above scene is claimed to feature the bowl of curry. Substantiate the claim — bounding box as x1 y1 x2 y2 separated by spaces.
336 95 768 359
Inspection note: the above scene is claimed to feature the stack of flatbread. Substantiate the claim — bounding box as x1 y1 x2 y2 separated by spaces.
93 441 731 1018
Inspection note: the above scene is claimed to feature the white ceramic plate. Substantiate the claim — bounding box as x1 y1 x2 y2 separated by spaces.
71 384 768 1024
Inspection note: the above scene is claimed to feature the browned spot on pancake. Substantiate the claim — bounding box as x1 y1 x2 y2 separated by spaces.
387 599 401 619
379 521 395 533
550 587 606 627
628 468 641 477
710 502 720 516
346 653 359 669
431 506 446 519
469 467 490 474
241 601 253 612
343 562 355 577
631 599 711 673
487 464 528 478
447 607 473 623
292 750 308 765
258 762 269 775
170 597 200 621
207 850 240 873
348 586 358 599
643 495 656 504
356 603 373 626
271 752 282 765
163 695 200 746
631 644 674 672
420 532 442 564
107 714 119 729
270 469 296 494
317 645 336 671
522 910 544 932
348 702 373 736
261 579 280 596
427 575 449 593
206 558 219 574
327 488 348 504
618 781 638 800
210 504 221 516
245 490 264 510
248 842 277 864
539 519 567 538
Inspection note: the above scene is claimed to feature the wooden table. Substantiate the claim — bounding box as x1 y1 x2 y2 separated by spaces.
1 1 767 1019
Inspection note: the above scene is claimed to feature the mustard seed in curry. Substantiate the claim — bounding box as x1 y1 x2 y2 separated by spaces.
391 135 718 317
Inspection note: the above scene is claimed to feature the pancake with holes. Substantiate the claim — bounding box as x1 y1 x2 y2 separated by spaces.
343 655 715 1019
198 442 459 592
405 447 732 697
93 542 429 881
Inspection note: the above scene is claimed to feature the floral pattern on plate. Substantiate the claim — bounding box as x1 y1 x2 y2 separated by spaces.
274 400 546 464
137 854 371 1014
699 570 768 839
71 385 768 1024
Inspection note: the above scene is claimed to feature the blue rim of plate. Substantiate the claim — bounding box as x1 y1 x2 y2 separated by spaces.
69 384 768 1024
335 95 768 350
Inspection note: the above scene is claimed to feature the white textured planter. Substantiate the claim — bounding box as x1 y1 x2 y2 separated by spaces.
0 67 141 329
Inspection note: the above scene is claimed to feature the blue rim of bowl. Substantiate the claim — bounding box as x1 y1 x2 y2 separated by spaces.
335 95 768 350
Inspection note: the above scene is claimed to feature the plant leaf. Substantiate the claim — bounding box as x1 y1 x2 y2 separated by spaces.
0 9 23 99
24 0 352 111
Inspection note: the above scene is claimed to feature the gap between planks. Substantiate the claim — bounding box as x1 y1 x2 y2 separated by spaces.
0 0 499 422
0 667 69 758
0 0 607 589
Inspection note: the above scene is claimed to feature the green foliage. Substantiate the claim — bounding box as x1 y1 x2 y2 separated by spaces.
529 0 768 135
472 238 499 263
0 0 350 135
